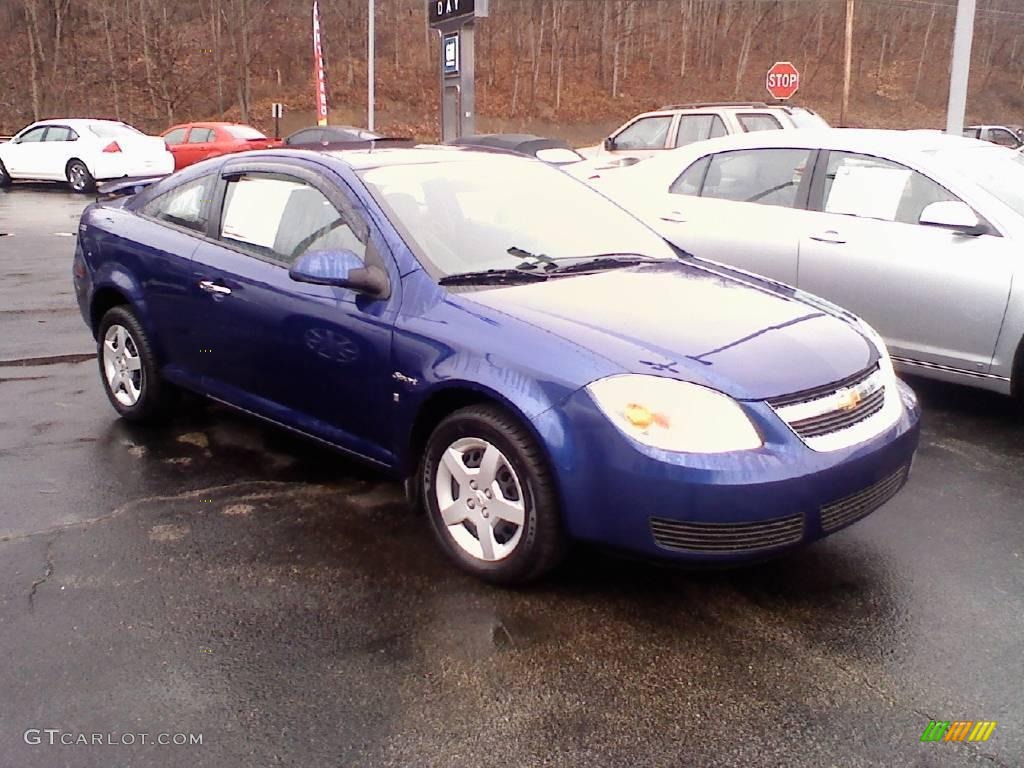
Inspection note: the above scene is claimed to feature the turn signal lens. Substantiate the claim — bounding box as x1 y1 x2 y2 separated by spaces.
102 141 122 153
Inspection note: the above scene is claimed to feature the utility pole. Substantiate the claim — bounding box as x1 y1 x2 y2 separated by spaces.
946 0 976 134
368 0 375 131
841 0 854 126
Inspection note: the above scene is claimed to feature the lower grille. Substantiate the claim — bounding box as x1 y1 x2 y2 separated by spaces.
820 466 909 532
650 513 804 554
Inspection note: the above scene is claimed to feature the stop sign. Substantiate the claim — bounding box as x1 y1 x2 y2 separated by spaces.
766 62 800 100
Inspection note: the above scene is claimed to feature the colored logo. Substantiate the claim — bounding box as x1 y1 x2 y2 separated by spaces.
920 721 996 743
836 387 863 412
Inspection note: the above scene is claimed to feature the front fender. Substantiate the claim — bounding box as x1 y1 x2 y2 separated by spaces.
89 264 166 360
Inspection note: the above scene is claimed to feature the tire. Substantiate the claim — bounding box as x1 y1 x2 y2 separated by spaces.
420 404 566 585
97 306 176 423
66 159 95 193
0 159 11 188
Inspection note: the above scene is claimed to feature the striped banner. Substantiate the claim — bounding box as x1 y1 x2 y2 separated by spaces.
920 721 997 742
312 1 329 126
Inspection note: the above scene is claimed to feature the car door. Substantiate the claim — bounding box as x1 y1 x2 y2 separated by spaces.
649 147 819 286
130 173 218 367
186 160 398 461
161 127 189 170
798 150 1013 373
184 127 215 165
5 125 50 177
40 125 77 178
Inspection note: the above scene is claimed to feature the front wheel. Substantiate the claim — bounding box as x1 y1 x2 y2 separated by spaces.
66 159 95 193
97 306 176 422
420 405 566 585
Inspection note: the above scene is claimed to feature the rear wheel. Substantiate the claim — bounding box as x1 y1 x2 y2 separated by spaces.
0 159 11 187
97 306 176 422
66 159 95 193
420 405 566 585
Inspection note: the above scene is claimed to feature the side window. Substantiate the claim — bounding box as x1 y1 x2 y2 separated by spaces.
674 115 727 148
702 148 813 208
163 128 187 146
219 174 366 266
989 129 1019 148
669 156 711 196
962 128 981 140
188 129 214 144
18 127 47 143
141 176 213 233
822 151 959 225
738 113 784 132
613 116 673 151
44 127 72 142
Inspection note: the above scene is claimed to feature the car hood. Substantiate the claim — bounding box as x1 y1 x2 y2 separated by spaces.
463 261 876 401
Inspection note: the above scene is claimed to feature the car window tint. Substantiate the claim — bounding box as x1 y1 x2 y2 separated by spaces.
822 151 959 225
18 127 47 143
669 156 711 196
738 113 783 132
141 176 213 233
188 129 214 143
288 129 322 145
702 148 812 208
614 116 673 150
219 174 366 265
44 126 72 141
674 115 727 148
163 128 187 145
989 129 1018 148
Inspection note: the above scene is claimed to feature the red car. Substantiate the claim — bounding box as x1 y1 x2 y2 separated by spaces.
159 122 282 170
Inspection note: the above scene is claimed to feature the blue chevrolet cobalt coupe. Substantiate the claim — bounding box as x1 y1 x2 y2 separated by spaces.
73 147 920 584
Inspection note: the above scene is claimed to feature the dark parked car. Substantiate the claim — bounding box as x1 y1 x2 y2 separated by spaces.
448 133 586 165
283 125 383 147
73 146 920 584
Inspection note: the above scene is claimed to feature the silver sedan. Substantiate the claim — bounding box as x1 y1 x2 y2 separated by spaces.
593 129 1024 397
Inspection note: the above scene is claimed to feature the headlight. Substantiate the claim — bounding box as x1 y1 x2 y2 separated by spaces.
586 375 762 453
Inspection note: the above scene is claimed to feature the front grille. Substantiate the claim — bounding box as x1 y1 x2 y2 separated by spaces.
768 364 890 447
820 465 909 532
787 386 886 438
650 513 804 554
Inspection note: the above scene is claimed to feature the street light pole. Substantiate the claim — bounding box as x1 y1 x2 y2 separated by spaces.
945 0 976 135
368 0 375 131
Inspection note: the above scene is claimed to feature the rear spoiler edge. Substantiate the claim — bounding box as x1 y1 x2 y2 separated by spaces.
96 176 166 198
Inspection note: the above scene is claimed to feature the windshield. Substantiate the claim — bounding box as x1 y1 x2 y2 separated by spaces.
225 125 266 140
934 144 1024 218
359 156 676 277
789 109 830 130
89 122 143 138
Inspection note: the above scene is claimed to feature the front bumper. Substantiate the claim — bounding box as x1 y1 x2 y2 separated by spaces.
539 379 921 563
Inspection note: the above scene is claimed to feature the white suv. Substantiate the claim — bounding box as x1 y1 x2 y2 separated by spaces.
580 102 829 163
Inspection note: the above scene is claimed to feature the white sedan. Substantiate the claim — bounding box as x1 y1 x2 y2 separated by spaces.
591 129 1024 396
0 119 174 193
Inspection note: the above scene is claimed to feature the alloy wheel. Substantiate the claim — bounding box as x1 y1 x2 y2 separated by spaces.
434 436 526 562
102 324 144 407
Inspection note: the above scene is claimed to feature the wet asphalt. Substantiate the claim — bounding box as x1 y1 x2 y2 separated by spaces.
0 184 1021 768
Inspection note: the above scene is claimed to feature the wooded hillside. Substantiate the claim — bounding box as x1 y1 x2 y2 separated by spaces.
3 0 1024 140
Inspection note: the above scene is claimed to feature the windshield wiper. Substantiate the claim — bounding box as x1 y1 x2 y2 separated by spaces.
544 253 664 275
438 268 550 286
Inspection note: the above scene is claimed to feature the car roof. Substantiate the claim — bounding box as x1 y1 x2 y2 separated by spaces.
653 127 983 159
319 144 529 170
30 118 130 129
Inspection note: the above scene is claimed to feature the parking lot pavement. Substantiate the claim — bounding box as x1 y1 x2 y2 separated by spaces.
1 186 1021 767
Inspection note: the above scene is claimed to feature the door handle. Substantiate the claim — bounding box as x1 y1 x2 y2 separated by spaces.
198 280 231 296
659 210 687 224
809 230 847 244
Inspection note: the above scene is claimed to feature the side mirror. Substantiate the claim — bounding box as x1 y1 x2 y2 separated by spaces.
919 201 988 236
288 249 389 298
603 136 616 152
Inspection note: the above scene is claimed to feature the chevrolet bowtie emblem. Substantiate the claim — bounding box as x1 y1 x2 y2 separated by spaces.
836 388 863 412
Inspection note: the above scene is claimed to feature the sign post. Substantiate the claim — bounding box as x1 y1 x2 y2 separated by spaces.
428 0 488 142
312 1 329 127
766 62 800 101
271 103 284 139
